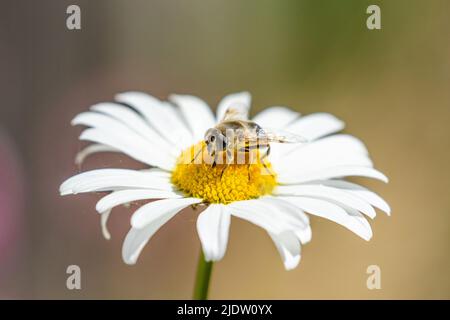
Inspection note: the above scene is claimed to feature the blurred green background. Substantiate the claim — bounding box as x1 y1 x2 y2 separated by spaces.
0 0 449 299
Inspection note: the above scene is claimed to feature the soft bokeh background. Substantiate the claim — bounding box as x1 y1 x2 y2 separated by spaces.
0 0 449 299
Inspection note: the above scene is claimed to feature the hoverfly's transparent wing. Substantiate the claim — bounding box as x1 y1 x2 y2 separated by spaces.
253 127 309 144
220 105 250 122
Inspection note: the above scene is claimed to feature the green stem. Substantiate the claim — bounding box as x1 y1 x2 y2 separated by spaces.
193 250 213 300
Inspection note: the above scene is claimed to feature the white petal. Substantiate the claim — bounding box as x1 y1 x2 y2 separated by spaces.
311 180 390 215
169 94 216 142
122 213 177 265
131 197 201 229
271 134 371 171
75 144 118 165
90 102 179 156
279 196 373 240
216 92 251 121
295 226 312 244
227 200 284 234
286 113 345 141
260 197 312 243
331 201 373 238
95 189 183 213
252 106 299 129
274 153 373 178
122 198 201 265
277 166 388 185
258 197 310 228
227 197 308 235
139 167 172 178
288 134 368 157
274 185 376 219
269 231 301 270
100 210 112 240
115 92 193 149
79 128 175 170
196 204 231 261
59 169 175 196
72 111 174 155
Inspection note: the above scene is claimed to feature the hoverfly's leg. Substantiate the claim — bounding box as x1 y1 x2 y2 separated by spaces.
259 145 273 176
238 145 255 181
220 165 228 179
260 145 271 161
190 146 203 164
238 146 256 152
238 146 252 162
226 149 234 165
261 161 272 176
238 144 262 155
211 152 217 168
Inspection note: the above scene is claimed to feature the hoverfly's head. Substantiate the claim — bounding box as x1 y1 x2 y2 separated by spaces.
204 128 227 156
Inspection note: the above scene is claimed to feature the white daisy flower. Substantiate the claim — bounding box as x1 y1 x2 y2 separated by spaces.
59 91 390 271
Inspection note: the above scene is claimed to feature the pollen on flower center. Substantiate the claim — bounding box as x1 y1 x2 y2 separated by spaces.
171 142 277 204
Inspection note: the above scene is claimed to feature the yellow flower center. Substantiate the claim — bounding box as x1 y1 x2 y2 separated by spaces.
171 142 277 204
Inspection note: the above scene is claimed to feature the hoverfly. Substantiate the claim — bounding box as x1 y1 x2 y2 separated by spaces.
192 106 307 177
